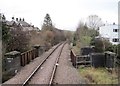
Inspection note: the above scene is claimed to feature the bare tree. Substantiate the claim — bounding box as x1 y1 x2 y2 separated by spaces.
29 30 44 46
7 27 30 52
86 15 103 30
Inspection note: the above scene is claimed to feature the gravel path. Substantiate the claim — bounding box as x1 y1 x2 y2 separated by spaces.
28 43 64 84
3 44 59 84
53 43 87 84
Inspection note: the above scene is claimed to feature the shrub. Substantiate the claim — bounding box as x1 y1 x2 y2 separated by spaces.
93 38 105 53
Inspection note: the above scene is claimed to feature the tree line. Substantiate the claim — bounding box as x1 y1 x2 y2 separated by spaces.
1 13 71 56
73 15 119 56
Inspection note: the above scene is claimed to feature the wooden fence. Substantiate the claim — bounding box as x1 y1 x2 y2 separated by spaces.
20 48 38 66
70 50 77 67
70 50 91 68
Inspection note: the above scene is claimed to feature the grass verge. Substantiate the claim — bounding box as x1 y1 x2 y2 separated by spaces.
79 67 118 84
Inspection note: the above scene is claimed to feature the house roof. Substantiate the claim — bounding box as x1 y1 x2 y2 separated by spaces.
6 21 15 26
17 21 30 27
22 27 34 30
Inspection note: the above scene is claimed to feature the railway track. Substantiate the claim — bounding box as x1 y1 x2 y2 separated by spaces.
22 42 66 86
49 42 65 86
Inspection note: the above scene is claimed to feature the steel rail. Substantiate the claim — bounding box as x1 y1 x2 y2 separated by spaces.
22 42 63 86
49 42 66 86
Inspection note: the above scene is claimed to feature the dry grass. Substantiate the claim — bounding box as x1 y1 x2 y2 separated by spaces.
72 46 80 55
79 67 118 84
29 31 45 47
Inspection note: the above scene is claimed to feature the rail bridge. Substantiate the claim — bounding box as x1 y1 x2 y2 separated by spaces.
3 42 87 85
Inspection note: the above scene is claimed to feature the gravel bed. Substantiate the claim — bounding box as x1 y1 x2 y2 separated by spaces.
28 43 64 84
3 44 60 84
53 43 87 84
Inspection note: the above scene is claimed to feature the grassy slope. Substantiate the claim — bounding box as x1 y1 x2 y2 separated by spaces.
79 67 118 84
72 28 118 84
72 38 118 84
72 36 92 55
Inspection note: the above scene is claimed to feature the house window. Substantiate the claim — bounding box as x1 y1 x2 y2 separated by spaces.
113 29 118 32
112 38 119 42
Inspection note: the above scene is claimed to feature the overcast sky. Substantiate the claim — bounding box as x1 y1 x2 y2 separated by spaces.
0 0 119 31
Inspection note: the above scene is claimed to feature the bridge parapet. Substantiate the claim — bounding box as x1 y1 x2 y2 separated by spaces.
3 51 21 82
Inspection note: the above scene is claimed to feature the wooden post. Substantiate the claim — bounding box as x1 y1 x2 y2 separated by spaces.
33 45 41 57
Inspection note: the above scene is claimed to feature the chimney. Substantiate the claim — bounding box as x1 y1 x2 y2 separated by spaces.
2 14 6 20
12 17 14 20
19 18 22 21
113 22 115 25
23 18 24 21
32 25 34 28
16 18 18 21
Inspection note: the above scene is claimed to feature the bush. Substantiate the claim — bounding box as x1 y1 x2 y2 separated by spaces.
73 41 76 46
118 44 120 57
90 37 114 53
94 38 105 53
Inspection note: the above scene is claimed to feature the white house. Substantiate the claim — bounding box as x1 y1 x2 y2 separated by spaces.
99 23 119 45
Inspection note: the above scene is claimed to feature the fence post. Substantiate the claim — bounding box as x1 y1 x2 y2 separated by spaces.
70 50 77 68
33 45 41 57
21 54 25 66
